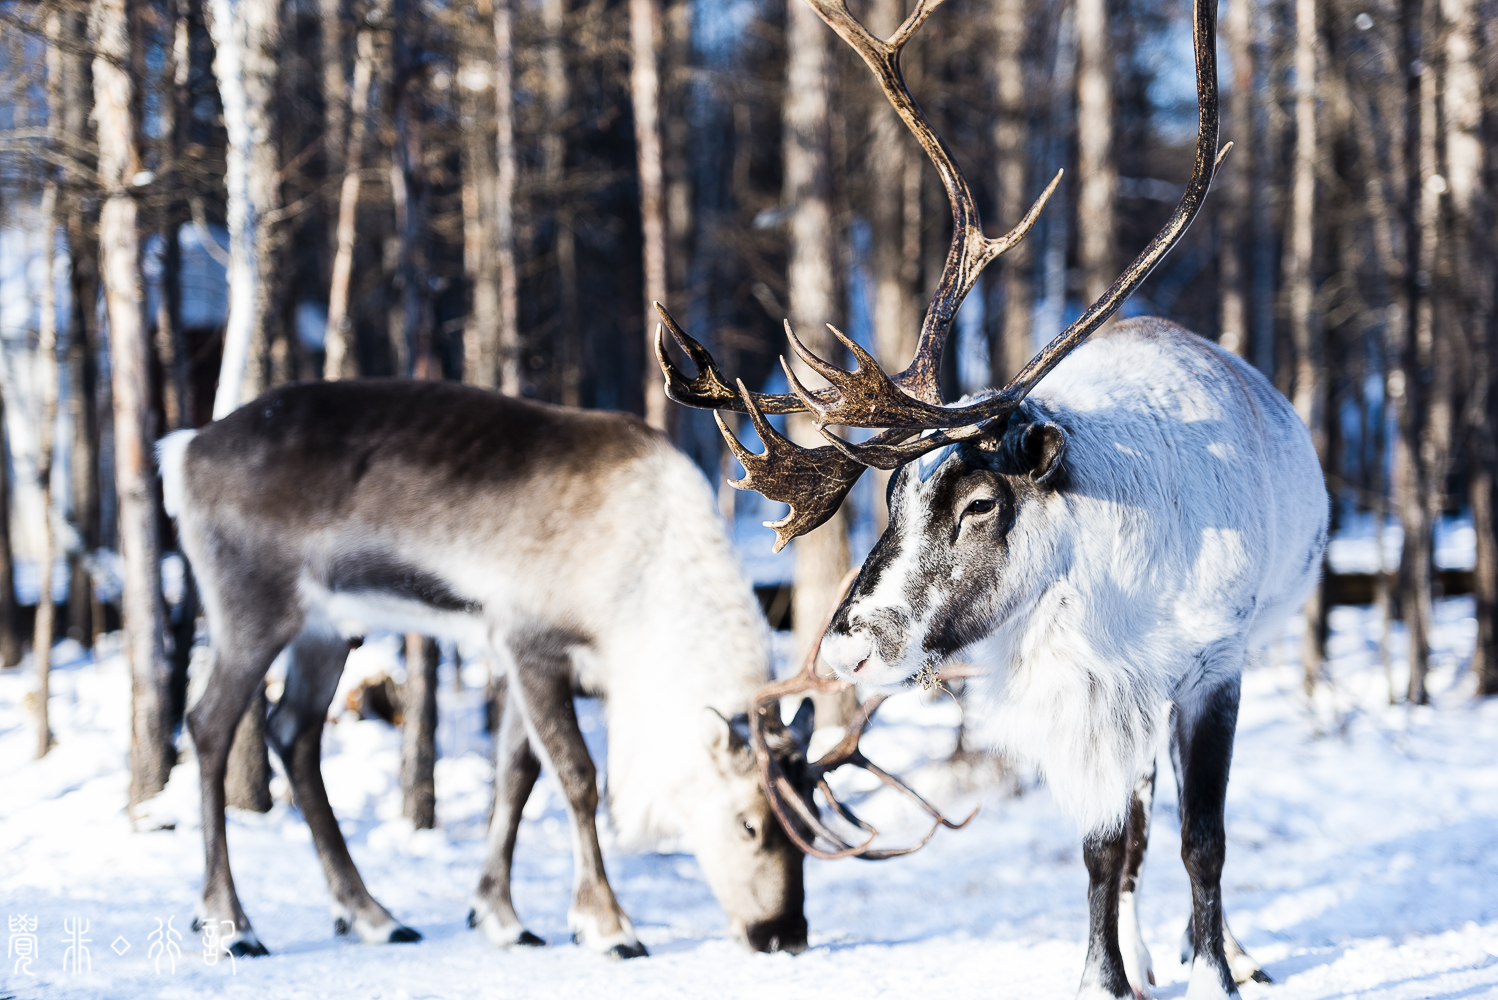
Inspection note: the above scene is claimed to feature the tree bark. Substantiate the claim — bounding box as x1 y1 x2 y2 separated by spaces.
993 0 1034 382
1075 0 1116 309
402 633 438 829
1284 0 1325 693
207 0 281 417
1250 4 1281 378
323 19 381 380
630 0 668 429
93 0 175 814
784 0 853 727
493 0 521 396
224 685 272 811
543 0 579 405
0 388 21 668
1217 0 1252 356
1443 0 1496 694
460 1 500 390
33 176 60 760
1398 0 1439 705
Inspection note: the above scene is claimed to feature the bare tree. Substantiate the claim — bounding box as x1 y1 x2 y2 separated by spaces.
1218 0 1253 356
0 386 21 669
1285 0 1325 693
993 0 1034 381
494 0 521 396
207 0 281 417
402 633 438 829
783 0 853 724
1447 0 1498 695
93 0 175 814
630 0 668 429
323 9 383 380
461 0 500 389
1075 0 1116 308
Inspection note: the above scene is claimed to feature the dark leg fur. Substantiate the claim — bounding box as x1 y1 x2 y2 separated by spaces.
1172 677 1242 997
508 639 646 959
185 607 303 957
267 631 419 944
1079 828 1133 998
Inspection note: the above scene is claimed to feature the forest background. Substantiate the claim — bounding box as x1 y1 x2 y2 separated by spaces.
0 0 1493 817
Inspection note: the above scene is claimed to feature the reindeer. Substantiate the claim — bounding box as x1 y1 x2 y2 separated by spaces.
158 385 826 959
654 1 1328 997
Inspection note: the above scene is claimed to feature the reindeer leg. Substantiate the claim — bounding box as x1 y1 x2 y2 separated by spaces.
1172 675 1242 1000
1078 825 1133 1000
468 683 546 948
1119 767 1157 998
266 630 420 945
508 640 646 959
185 611 300 957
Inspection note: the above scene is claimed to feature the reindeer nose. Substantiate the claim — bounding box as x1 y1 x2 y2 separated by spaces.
817 630 871 678
744 914 808 955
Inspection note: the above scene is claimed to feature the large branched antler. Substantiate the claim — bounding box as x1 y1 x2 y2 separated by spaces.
748 571 978 860
657 0 1224 543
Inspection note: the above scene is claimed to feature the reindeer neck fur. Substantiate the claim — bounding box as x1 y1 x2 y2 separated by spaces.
164 379 771 850
957 318 1327 835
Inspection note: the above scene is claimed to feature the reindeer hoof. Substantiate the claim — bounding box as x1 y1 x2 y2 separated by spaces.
1250 970 1272 984
605 942 648 960
516 930 545 947
190 917 203 933
334 917 352 936
388 926 422 943
228 939 270 958
467 908 479 929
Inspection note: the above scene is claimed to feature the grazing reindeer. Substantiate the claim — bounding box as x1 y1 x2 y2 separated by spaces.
158 384 817 959
654 0 1328 997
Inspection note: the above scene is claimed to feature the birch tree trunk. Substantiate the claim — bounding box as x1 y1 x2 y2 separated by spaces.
1444 0 1496 693
402 633 438 829
1250 7 1281 378
784 0 852 726
0 388 21 668
1218 0 1252 356
494 0 521 396
33 18 64 758
993 0 1034 381
630 0 669 429
1397 0 1438 705
207 0 281 418
323 19 381 380
1284 0 1325 693
93 0 175 813
542 0 580 405
33 177 59 760
1075 0 1116 308
461 1 500 390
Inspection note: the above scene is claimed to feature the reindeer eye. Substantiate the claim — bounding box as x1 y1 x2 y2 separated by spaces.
741 819 757 839
964 497 996 517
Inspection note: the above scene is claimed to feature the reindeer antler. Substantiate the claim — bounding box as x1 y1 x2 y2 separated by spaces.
748 571 978 860
657 0 1225 541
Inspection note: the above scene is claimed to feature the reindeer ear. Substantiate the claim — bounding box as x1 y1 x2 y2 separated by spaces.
787 697 815 752
1021 422 1067 486
995 411 1067 488
700 708 753 761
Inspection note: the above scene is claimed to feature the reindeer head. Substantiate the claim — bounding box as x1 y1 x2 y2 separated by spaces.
689 699 816 953
821 406 1067 688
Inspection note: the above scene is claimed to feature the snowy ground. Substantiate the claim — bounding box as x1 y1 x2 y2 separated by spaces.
3 603 1498 1000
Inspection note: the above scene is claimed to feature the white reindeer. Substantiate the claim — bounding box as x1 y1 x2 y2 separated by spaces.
653 1 1328 997
159 383 817 959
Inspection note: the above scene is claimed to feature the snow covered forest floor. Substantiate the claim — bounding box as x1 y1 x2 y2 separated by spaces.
3 601 1498 1000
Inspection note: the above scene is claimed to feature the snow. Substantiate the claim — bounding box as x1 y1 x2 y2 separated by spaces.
3 604 1497 1000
